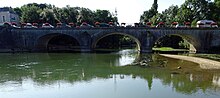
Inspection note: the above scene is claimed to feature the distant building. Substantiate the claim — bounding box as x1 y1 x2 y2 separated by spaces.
0 7 19 25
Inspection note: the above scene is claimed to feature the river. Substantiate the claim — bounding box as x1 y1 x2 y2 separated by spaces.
0 50 220 98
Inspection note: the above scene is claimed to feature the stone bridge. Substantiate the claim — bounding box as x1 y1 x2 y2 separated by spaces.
0 27 220 53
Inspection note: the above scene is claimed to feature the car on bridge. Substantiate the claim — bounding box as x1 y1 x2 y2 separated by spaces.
80 22 93 28
56 23 71 28
211 22 218 28
95 22 111 27
175 24 187 28
23 23 37 28
146 22 152 27
171 22 191 28
184 22 191 28
156 22 165 28
171 22 178 27
197 20 218 28
42 23 54 28
1 22 20 28
68 22 75 27
32 23 39 28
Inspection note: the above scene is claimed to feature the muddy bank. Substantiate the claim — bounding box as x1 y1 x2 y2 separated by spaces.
160 54 220 69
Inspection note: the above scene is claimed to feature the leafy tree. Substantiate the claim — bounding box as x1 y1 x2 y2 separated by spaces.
150 13 164 26
152 0 158 11
140 0 220 26
54 6 79 24
176 4 194 23
175 0 220 26
38 4 50 9
187 0 210 19
207 2 219 22
77 8 95 25
11 3 119 26
161 5 179 25
65 6 79 23
178 0 212 23
214 0 220 22
13 7 22 18
140 0 158 23
26 3 52 9
215 0 220 6
26 3 39 7
20 5 41 23
94 10 114 23
40 8 58 25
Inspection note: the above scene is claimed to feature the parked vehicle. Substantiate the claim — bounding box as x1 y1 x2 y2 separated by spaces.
156 22 165 28
3 22 20 28
24 23 37 28
108 22 114 27
134 23 139 27
146 22 152 27
121 23 126 27
80 22 93 28
11 22 17 26
100 23 110 27
211 22 218 28
95 22 111 27
56 23 62 28
95 22 100 27
11 22 20 28
197 20 218 28
42 23 54 28
175 24 186 28
32 23 39 28
184 22 191 28
126 24 133 27
172 22 191 28
171 22 178 27
21 23 27 28
68 22 75 27
56 23 70 28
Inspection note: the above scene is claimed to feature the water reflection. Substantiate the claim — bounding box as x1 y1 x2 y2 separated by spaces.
117 49 139 66
213 74 220 87
0 52 220 98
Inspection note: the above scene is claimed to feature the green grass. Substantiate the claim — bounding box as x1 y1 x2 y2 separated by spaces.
152 47 188 52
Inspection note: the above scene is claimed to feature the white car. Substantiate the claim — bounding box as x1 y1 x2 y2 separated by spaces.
175 24 186 28
24 23 37 28
197 20 218 28
80 22 93 28
42 23 54 28
211 22 218 28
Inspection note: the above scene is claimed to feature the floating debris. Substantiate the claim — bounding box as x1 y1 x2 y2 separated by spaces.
177 66 182 69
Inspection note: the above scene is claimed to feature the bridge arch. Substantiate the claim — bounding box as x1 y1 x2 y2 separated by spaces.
153 33 201 53
92 32 141 51
35 33 81 52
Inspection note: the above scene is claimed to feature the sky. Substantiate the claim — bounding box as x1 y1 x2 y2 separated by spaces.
0 0 185 23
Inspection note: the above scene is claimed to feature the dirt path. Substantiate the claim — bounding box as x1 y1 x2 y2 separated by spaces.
160 54 220 69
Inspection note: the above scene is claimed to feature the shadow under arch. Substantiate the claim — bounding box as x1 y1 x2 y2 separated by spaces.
153 33 200 53
92 32 141 52
35 33 81 52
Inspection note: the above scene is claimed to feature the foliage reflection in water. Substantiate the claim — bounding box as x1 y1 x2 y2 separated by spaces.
0 51 220 98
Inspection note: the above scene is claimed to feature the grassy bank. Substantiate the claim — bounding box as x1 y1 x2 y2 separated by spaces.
152 47 188 52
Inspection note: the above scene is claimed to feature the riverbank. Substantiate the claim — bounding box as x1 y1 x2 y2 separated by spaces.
160 54 220 69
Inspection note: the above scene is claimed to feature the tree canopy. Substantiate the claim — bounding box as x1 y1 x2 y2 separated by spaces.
140 0 220 26
13 3 118 26
140 0 158 23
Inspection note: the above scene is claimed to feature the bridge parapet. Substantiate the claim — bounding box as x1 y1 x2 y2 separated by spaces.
0 27 220 53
